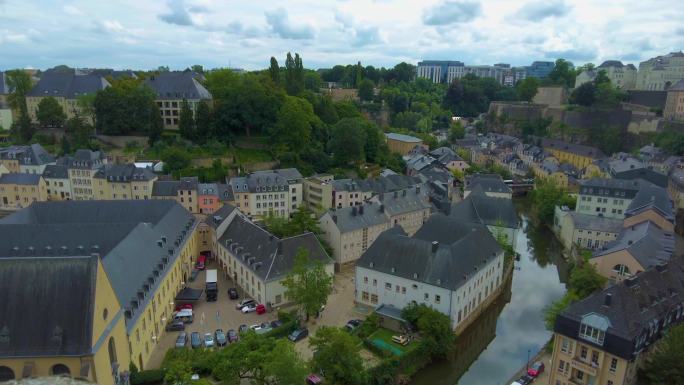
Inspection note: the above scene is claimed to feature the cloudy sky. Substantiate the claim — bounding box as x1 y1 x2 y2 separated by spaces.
1 0 683 71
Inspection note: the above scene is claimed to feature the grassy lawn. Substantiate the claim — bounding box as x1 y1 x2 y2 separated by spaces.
231 147 273 163
367 328 417 356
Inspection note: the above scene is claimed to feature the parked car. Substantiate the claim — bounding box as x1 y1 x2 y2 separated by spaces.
270 320 284 329
288 328 309 342
238 324 249 334
391 334 410 346
255 323 272 335
527 361 545 377
241 303 258 313
228 288 239 299
345 319 362 331
236 298 256 310
306 374 323 385
511 374 534 385
255 304 266 314
196 255 206 270
227 329 239 343
165 321 185 332
175 332 188 348
173 309 194 324
204 333 215 348
190 332 201 349
174 304 193 312
215 329 227 347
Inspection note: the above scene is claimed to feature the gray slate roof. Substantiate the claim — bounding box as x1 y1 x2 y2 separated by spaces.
0 255 98 357
218 214 332 282
63 149 106 170
385 133 422 143
449 187 518 228
625 181 674 222
593 221 674 269
42 164 69 179
374 187 431 216
27 72 109 98
229 169 302 194
669 79 684 92
569 212 623 233
323 201 388 233
144 72 212 100
580 178 642 198
152 180 180 196
613 167 668 188
556 256 684 358
0 173 42 185
94 164 156 182
465 174 512 194
357 215 502 291
0 144 55 166
0 200 197 332
541 138 606 159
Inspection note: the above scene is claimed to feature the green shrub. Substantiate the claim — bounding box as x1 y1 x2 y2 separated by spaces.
356 313 380 339
130 369 165 385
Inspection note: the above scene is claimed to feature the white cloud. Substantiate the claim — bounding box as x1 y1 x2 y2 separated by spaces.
1 0 683 70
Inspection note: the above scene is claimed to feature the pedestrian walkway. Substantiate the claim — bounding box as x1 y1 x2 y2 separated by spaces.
504 349 552 385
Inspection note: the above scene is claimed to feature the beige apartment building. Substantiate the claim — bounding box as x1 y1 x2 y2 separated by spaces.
664 79 684 121
93 164 157 200
330 179 374 209
144 72 212 130
0 173 47 210
26 70 109 124
64 150 107 200
549 258 684 385
303 174 334 211
575 61 637 90
42 164 71 201
385 133 426 155
0 144 56 175
636 51 684 91
371 187 431 236
228 169 303 219
152 177 199 214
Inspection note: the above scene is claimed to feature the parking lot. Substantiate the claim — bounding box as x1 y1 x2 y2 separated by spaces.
147 261 369 368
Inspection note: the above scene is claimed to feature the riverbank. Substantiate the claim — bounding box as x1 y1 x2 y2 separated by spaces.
503 347 552 385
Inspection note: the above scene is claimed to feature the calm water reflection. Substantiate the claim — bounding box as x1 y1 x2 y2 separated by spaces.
414 215 567 385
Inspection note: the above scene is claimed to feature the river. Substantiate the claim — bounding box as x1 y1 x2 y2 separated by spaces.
414 212 569 385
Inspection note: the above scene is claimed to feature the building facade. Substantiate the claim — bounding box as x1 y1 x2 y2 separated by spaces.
0 173 47 209
541 138 606 170
64 150 107 200
663 79 684 121
228 169 303 219
575 179 640 219
144 72 212 130
303 174 334 211
636 51 684 91
43 164 71 201
355 215 505 330
385 133 425 156
0 144 56 175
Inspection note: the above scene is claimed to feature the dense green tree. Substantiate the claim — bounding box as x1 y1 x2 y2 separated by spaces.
309 327 367 385
391 62 416 83
313 95 339 125
93 78 156 135
264 207 322 238
529 179 576 223
148 104 164 146
76 94 96 123
64 115 92 149
190 64 204 73
271 95 318 154
334 101 362 119
593 69 610 86
570 82 597 106
5 69 32 112
364 122 383 163
162 147 192 175
194 101 212 141
544 291 579 331
329 118 368 165
448 120 465 142
269 56 280 85
547 58 577 88
206 70 283 137
213 333 308 385
178 99 196 140
281 248 333 320
569 263 607 298
640 323 684 385
11 111 34 142
393 111 422 130
516 77 540 102
357 79 375 102
284 52 305 95
402 303 455 356
36 97 66 127
304 71 321 92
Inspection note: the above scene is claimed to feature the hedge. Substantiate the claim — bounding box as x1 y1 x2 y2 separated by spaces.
130 369 165 385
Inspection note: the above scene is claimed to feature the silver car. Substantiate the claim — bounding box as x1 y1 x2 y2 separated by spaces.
175 332 188 348
203 333 215 348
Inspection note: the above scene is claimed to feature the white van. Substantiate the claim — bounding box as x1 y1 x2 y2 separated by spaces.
174 309 194 324
235 298 255 310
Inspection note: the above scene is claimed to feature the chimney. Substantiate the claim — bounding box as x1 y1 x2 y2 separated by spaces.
431 241 439 253
604 293 612 307
359 205 364 215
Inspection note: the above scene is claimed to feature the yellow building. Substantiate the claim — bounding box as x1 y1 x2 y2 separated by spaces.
151 177 199 214
549 258 684 385
26 71 109 124
385 133 426 156
663 79 684 121
64 149 107 200
0 173 47 210
93 164 157 200
0 200 201 381
541 138 606 170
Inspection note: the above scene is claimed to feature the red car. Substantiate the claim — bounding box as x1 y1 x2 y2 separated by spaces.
196 255 206 270
256 304 266 315
527 361 545 377
174 304 193 312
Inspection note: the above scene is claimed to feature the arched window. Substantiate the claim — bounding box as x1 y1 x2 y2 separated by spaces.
0 366 15 382
612 264 631 277
51 364 71 376
108 337 118 366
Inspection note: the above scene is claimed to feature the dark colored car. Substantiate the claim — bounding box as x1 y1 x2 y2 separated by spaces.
227 329 239 343
288 327 309 342
175 332 188 348
215 329 227 347
527 361 544 377
165 321 185 332
513 374 534 385
228 288 239 299
190 332 202 349
270 320 284 329
345 319 362 331
238 324 249 334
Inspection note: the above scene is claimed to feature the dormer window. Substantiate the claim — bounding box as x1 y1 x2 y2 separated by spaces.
579 313 610 346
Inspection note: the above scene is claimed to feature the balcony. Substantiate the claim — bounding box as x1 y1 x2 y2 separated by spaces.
571 357 598 376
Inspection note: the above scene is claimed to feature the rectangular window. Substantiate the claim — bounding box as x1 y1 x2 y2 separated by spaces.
385 282 392 290
424 293 429 300
580 346 588 360
561 338 569 353
610 358 618 372
373 279 377 287
362 291 369 301
370 294 378 304
364 277 368 284
435 295 441 304
558 360 565 372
